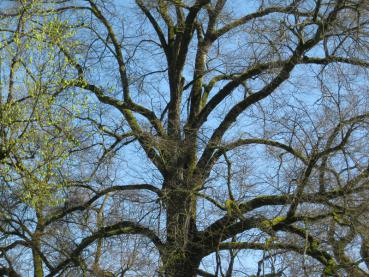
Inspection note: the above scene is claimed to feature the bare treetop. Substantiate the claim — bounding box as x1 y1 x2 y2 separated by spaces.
0 0 369 276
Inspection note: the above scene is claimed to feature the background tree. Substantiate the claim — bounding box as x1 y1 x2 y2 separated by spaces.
1 0 369 276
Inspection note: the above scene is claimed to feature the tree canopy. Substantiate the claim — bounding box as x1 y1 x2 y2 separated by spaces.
1 0 369 276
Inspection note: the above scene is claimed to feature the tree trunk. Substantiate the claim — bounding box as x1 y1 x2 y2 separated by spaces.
164 257 201 277
163 174 201 277
33 211 44 277
32 237 43 277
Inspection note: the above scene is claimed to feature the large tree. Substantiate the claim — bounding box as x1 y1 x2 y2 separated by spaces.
1 0 369 276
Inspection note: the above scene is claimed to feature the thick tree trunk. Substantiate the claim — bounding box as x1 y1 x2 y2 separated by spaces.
164 257 201 277
32 238 43 277
166 189 195 245
163 174 202 277
33 211 44 277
